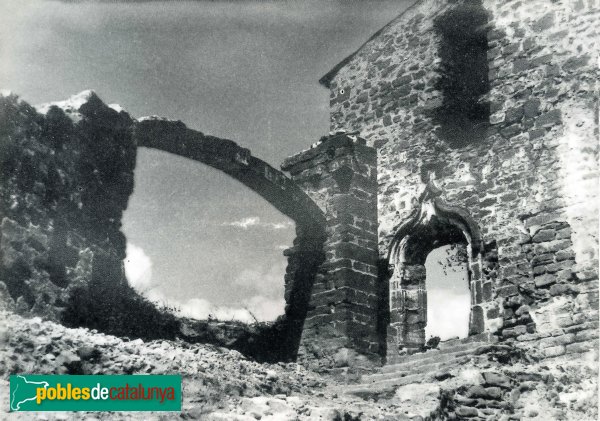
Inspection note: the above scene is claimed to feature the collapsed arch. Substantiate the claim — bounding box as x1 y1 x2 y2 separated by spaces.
134 118 325 229
133 118 326 360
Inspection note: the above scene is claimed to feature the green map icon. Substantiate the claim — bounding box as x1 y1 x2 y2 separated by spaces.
10 375 49 411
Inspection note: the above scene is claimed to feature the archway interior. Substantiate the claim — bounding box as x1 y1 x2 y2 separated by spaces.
122 148 296 323
424 244 470 341
391 213 472 353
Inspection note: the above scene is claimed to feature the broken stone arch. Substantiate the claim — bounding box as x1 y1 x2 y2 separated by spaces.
133 117 327 359
385 183 489 358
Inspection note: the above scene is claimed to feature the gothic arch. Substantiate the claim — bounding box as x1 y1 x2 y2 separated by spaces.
387 182 482 264
385 182 487 359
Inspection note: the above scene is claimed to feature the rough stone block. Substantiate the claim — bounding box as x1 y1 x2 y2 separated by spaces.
496 285 518 297
500 124 521 139
487 307 499 319
502 325 527 338
540 333 575 348
490 112 505 124
513 58 530 72
532 229 556 243
533 240 572 255
455 406 479 417
536 110 561 128
549 284 571 296
555 249 575 262
574 329 599 342
534 274 557 288
533 12 555 32
331 243 378 264
393 74 412 87
330 268 378 292
470 305 485 334
532 253 554 266
505 106 524 123
566 341 596 354
482 372 511 388
563 54 591 72
544 345 566 357
464 385 487 399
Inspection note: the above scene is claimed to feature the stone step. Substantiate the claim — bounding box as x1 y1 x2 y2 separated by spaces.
363 354 472 383
437 332 497 351
384 345 470 367
345 352 483 395
345 372 435 394
382 342 487 373
339 336 498 396
385 333 496 364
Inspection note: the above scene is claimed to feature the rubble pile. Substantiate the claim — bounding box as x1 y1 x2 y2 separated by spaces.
2 311 597 420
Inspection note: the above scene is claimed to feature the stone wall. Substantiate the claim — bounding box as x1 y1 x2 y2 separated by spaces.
0 90 136 323
322 0 599 360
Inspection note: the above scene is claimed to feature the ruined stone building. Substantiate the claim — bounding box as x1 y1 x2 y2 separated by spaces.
286 0 598 367
1 0 598 377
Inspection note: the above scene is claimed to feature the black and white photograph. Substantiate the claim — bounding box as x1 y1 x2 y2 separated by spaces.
0 0 598 419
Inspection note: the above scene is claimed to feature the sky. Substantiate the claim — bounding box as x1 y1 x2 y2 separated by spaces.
425 246 470 340
1 0 469 337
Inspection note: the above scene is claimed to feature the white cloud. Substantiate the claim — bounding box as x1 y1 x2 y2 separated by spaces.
231 262 286 297
424 244 471 340
145 287 167 304
178 295 284 323
223 216 261 229
178 298 255 323
245 295 285 321
130 245 288 323
124 243 153 290
150 263 288 322
144 289 285 324
269 222 293 230
221 216 293 230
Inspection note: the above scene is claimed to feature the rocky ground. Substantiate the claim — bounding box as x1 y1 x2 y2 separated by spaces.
1 311 597 420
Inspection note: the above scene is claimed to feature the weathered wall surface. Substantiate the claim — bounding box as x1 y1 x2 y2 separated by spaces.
324 0 599 360
0 90 136 322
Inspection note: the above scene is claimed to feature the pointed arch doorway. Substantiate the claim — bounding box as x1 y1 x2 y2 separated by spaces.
386 183 487 359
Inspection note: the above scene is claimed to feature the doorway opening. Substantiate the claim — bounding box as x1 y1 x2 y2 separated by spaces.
386 191 486 359
424 244 470 342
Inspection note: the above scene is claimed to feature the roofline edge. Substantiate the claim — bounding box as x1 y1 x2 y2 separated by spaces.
318 0 429 89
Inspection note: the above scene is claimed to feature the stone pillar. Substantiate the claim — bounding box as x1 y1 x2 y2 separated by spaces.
387 261 427 361
281 133 380 367
400 264 427 351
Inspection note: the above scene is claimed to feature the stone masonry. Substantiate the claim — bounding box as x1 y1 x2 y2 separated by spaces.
1 0 598 373
0 91 136 323
282 133 381 367
319 0 598 362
